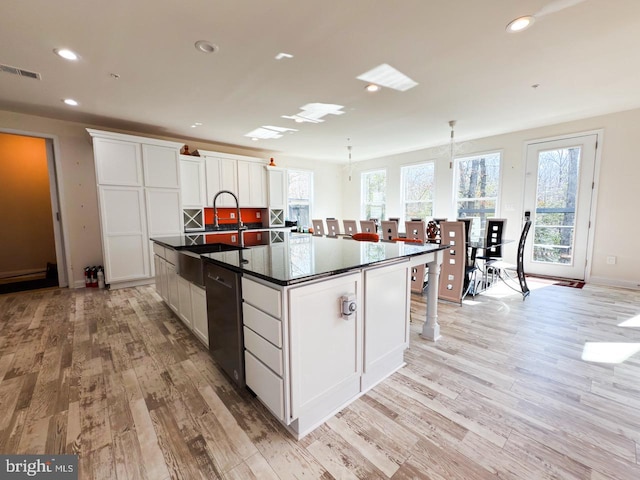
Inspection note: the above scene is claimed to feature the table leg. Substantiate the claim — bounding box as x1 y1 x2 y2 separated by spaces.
421 251 443 341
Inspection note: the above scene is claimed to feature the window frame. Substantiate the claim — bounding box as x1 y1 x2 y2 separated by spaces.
400 160 436 223
360 168 387 220
452 150 503 240
286 169 314 228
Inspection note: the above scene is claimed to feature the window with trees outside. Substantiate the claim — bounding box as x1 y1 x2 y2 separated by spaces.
361 170 386 220
287 170 313 229
401 162 435 222
454 152 501 240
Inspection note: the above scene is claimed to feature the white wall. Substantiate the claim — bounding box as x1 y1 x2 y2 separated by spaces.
341 107 640 289
0 110 343 287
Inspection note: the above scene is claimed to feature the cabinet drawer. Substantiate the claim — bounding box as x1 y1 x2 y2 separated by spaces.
243 303 282 348
164 247 178 266
245 351 284 420
152 243 166 258
243 326 283 376
242 277 282 318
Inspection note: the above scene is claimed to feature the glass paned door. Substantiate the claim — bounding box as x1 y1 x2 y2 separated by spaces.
523 134 597 280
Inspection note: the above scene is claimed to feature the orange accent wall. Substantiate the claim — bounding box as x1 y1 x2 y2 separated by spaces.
203 207 264 225
0 133 57 277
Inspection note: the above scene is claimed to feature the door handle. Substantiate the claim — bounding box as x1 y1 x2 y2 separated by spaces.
207 273 232 288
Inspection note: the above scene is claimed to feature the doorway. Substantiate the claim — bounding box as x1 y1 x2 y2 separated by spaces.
523 133 599 280
0 131 68 293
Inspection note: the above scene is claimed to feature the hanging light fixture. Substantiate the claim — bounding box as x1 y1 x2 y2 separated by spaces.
347 138 353 181
448 120 456 169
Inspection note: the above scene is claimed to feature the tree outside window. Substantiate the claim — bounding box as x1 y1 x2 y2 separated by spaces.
288 170 313 228
454 152 501 240
401 162 434 222
361 170 386 220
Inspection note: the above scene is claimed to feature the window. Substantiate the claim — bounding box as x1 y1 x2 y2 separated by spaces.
287 170 313 228
361 169 386 220
401 162 435 222
454 152 501 240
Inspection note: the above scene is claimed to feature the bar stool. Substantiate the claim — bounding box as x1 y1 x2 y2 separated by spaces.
343 220 358 235
326 218 340 236
360 220 377 233
311 219 325 236
404 220 426 293
380 220 398 242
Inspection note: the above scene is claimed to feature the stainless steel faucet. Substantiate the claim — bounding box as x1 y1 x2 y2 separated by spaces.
212 190 246 247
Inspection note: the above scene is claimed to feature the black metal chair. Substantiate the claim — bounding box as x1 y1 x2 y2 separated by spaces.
476 218 506 286
485 220 532 300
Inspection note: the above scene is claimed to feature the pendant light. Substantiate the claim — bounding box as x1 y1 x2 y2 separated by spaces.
448 120 456 169
347 138 353 181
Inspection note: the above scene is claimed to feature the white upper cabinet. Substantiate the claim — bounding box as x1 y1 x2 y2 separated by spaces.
267 167 286 209
204 156 238 207
180 156 206 207
93 138 143 186
142 144 180 188
238 160 267 207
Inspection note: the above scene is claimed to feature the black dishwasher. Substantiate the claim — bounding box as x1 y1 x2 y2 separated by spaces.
204 262 245 388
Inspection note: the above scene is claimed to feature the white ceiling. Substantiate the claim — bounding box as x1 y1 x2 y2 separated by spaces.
1 0 640 162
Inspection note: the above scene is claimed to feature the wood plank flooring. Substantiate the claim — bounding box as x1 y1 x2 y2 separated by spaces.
1 280 640 479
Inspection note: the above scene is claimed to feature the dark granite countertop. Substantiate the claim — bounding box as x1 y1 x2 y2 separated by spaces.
199 232 448 286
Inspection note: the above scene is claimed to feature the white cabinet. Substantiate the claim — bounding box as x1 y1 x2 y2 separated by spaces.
191 285 208 346
204 156 237 207
93 138 142 186
238 160 267 207
266 167 286 227
142 144 180 188
99 185 149 283
361 260 410 390
198 149 267 208
180 156 206 207
177 276 193 328
167 262 179 313
267 167 286 209
88 129 184 288
242 258 410 439
242 276 286 421
288 272 362 424
145 189 182 237
154 242 207 347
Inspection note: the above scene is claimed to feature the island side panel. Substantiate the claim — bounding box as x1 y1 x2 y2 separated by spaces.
361 259 411 391
288 271 363 437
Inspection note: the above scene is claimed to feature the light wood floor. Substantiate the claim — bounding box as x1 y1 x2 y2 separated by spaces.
1 280 640 479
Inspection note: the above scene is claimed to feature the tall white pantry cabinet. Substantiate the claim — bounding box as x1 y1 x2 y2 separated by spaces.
88 129 184 288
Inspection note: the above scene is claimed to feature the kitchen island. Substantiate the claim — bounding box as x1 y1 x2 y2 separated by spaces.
153 232 447 439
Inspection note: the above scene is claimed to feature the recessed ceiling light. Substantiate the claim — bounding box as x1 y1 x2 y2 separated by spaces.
506 15 535 32
194 122 203 126
275 52 294 60
251 137 259 141
365 84 381 92
190 125 197 128
54 48 79 60
63 98 78 106
195 40 218 54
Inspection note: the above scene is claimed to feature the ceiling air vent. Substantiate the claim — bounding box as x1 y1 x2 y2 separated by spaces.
0 63 41 80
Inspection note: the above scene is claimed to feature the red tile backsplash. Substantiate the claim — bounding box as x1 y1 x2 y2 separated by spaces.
203 207 264 225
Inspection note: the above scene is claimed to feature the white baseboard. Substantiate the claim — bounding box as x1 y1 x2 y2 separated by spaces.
589 276 640 290
73 280 86 289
